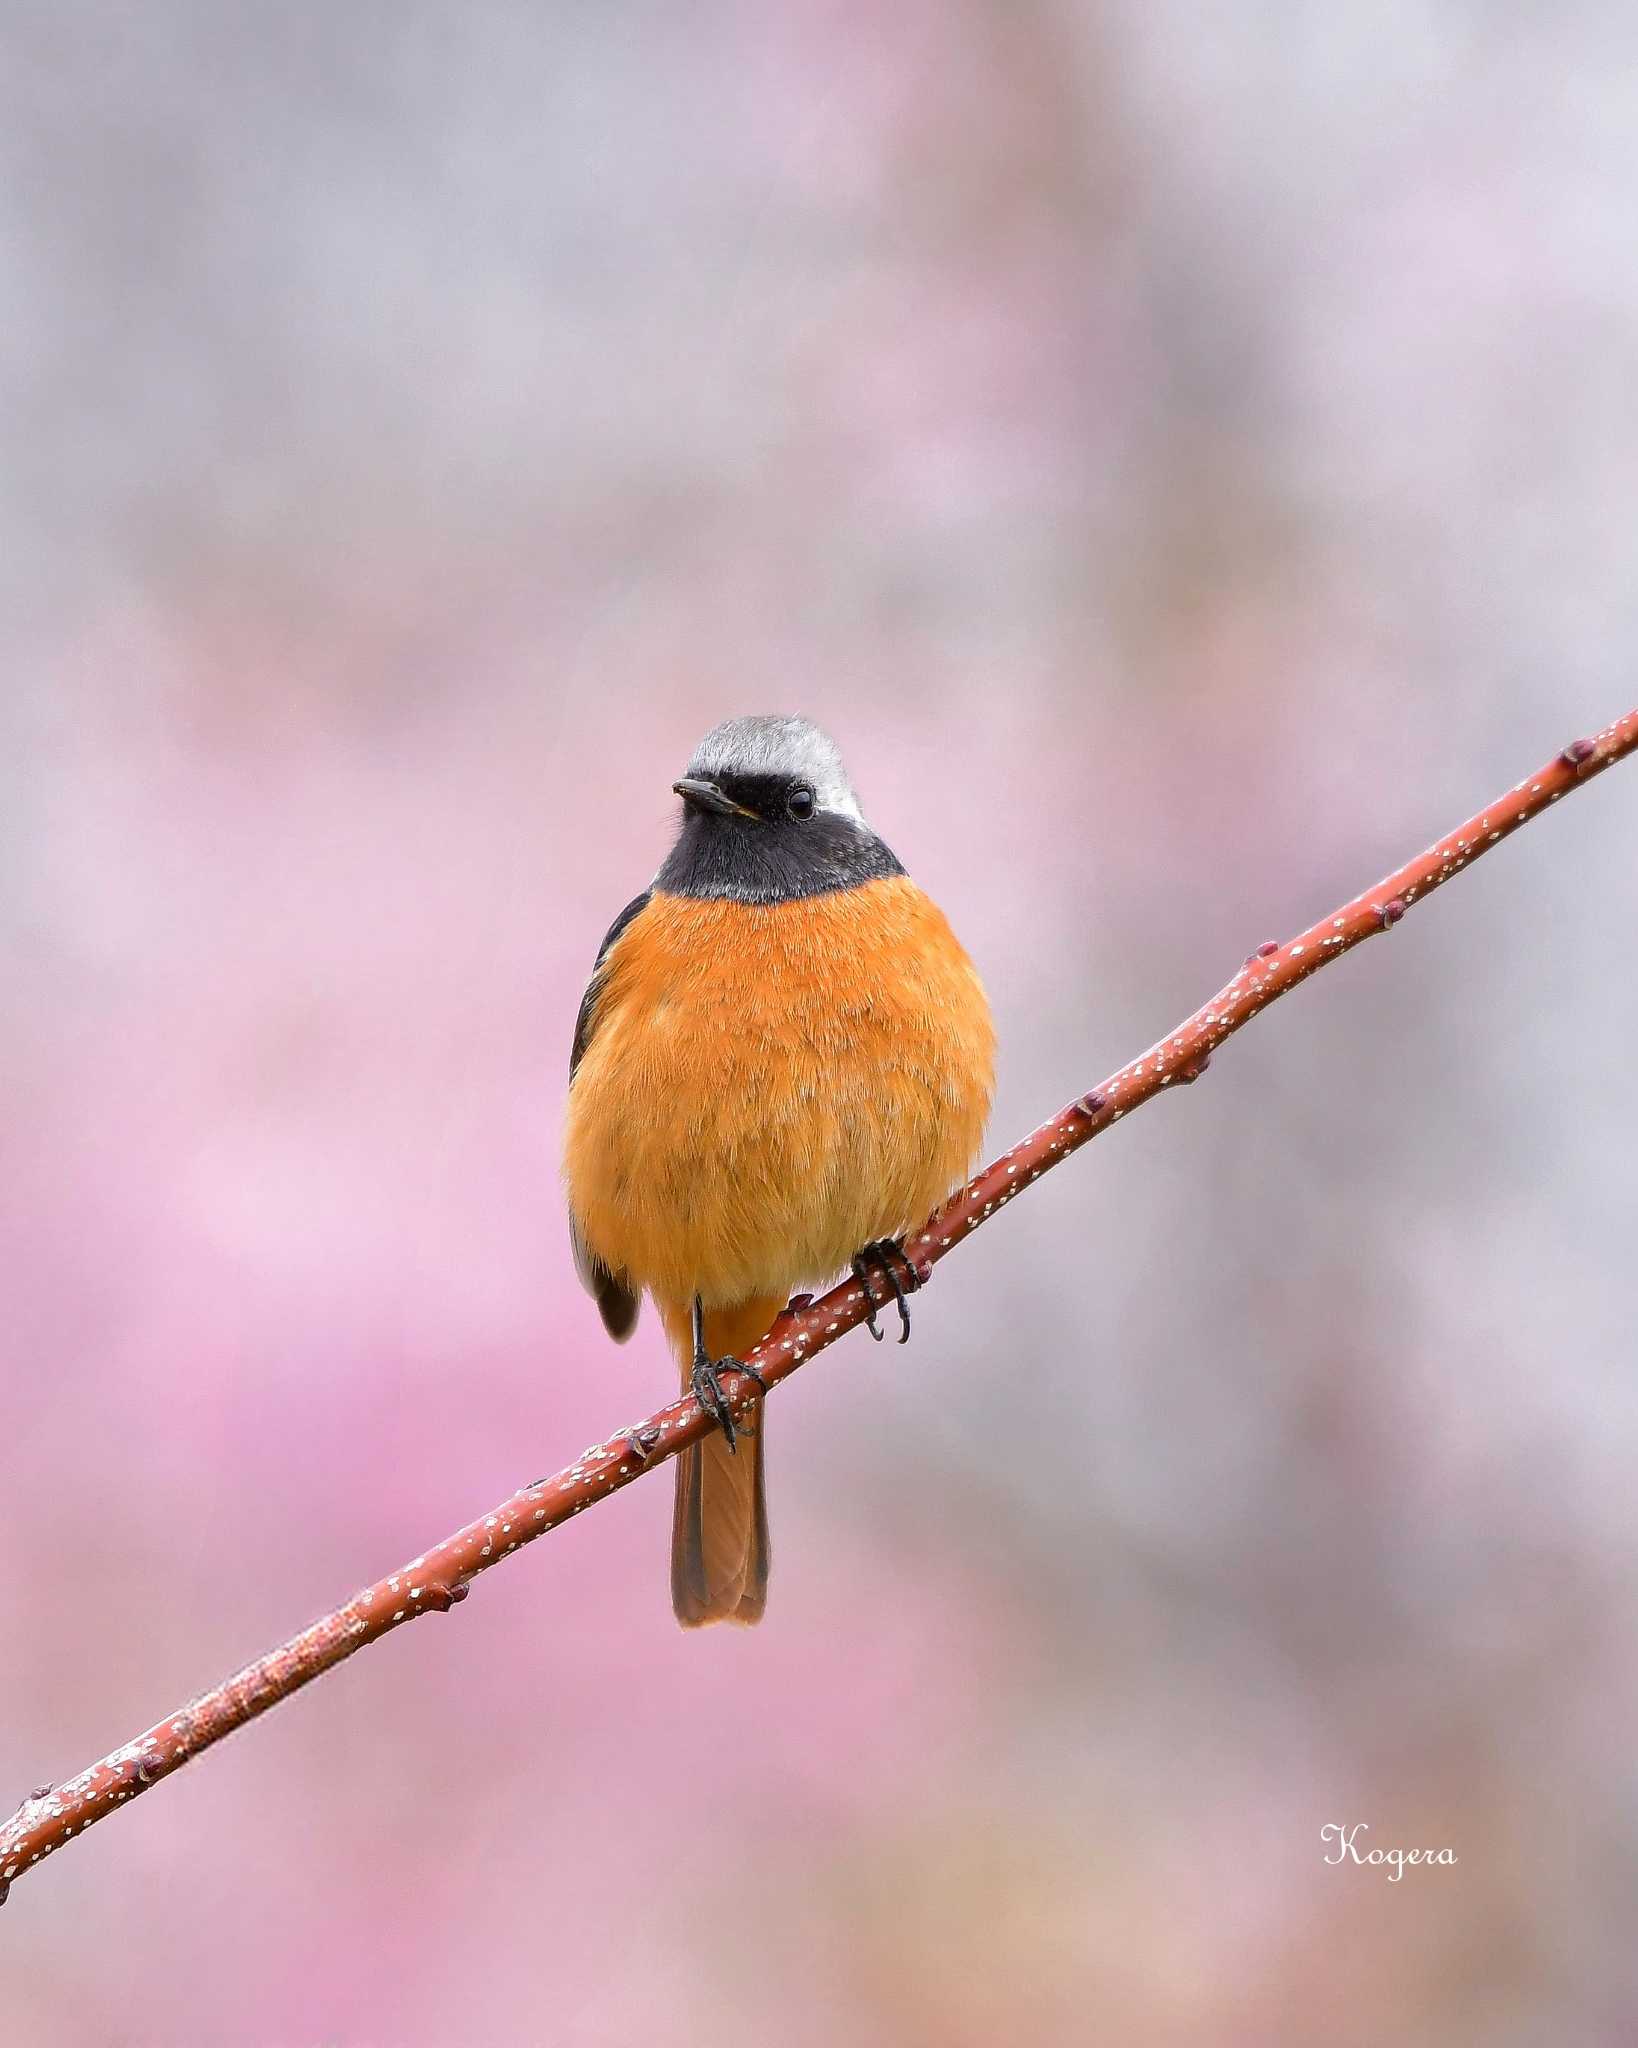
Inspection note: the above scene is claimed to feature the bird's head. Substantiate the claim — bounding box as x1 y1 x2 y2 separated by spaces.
657 716 896 904
671 715 865 830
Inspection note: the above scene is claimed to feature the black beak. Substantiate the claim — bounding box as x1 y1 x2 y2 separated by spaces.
673 777 758 820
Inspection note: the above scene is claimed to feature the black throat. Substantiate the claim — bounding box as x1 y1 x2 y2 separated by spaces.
654 809 905 904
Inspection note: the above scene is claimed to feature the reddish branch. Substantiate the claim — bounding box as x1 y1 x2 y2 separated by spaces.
4 710 1635 1904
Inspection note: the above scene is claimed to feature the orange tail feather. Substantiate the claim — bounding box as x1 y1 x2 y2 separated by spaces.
660 1296 780 1627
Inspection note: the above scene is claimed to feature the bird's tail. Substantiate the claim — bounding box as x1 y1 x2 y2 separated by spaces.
660 1295 780 1627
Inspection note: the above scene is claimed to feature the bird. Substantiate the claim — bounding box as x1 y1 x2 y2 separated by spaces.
562 715 995 1626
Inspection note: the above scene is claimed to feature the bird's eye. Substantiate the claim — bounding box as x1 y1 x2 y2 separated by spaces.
786 784 816 821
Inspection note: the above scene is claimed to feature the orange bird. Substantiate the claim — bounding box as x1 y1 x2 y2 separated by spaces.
563 716 995 1626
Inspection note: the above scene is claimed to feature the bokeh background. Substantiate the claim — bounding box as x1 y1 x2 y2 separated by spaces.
5 6 1638 2043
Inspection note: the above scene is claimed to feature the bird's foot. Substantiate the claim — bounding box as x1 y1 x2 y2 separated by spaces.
851 1238 919 1344
690 1354 767 1454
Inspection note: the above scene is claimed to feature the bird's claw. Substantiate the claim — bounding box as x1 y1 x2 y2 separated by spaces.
690 1354 767 1454
851 1238 919 1345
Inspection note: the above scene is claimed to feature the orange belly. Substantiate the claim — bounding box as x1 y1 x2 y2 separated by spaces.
563 875 995 1309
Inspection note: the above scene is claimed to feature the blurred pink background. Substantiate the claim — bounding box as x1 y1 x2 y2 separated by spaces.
5 6 1638 2043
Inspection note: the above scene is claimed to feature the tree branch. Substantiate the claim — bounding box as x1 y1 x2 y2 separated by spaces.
4 710 1635 1905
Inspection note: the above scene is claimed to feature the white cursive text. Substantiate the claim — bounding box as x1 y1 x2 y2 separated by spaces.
1320 1822 1457 1882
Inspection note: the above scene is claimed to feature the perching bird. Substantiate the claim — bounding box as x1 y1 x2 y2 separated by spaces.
563 716 995 1626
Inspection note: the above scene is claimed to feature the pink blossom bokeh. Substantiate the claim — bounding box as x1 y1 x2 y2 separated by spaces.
5 7 1638 2043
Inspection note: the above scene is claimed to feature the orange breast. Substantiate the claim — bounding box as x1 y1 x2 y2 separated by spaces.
563 875 995 1308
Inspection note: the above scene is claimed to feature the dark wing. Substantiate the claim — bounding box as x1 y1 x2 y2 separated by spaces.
568 892 650 1342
